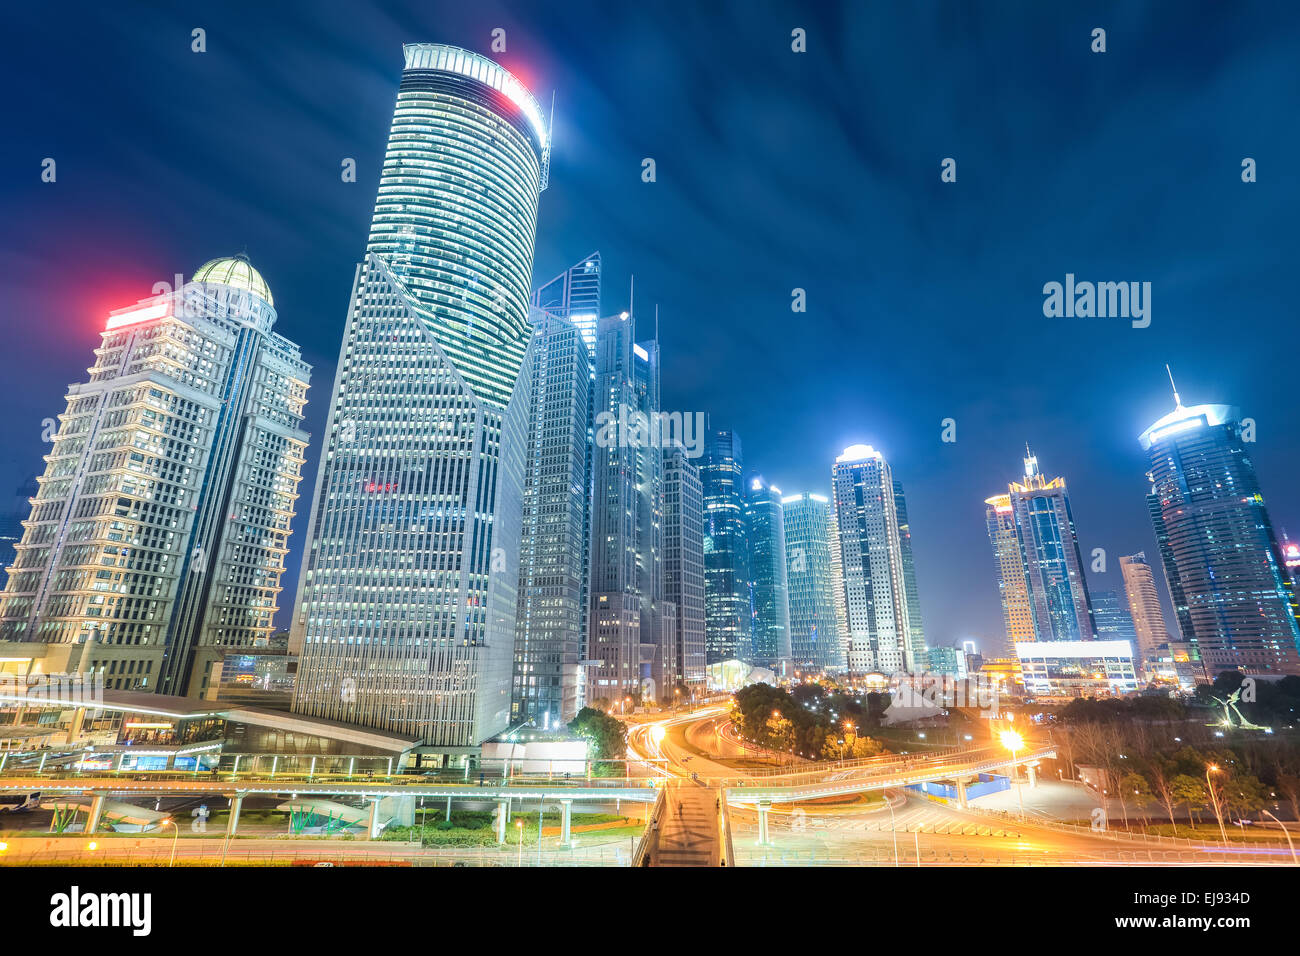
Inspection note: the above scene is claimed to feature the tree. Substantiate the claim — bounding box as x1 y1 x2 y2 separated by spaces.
1276 773 1300 823
1170 774 1208 826
1217 773 1267 823
568 707 627 762
1148 759 1182 834
1120 771 1155 827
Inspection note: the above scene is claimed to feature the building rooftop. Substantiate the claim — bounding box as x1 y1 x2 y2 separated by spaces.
192 255 273 306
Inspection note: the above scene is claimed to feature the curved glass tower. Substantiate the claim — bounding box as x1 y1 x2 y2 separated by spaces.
291 45 547 749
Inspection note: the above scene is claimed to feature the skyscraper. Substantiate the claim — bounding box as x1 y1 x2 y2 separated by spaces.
290 44 548 749
701 428 750 664
827 505 850 666
831 445 920 674
532 252 601 354
744 476 792 669
1090 588 1139 647
0 257 310 697
1140 380 1300 675
781 491 843 669
1000 449 1095 643
512 307 591 728
1119 552 1170 661
892 478 929 671
984 493 1037 650
588 310 666 704
664 446 707 693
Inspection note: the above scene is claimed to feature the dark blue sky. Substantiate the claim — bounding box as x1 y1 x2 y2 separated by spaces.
3 1 1298 652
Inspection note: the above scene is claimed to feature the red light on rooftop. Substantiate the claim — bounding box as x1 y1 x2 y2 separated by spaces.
106 302 169 331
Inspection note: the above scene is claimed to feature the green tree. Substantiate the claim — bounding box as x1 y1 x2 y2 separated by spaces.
1170 774 1208 826
568 707 627 762
1119 771 1155 827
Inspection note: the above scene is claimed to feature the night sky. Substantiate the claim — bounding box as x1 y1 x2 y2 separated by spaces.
3 1 1298 654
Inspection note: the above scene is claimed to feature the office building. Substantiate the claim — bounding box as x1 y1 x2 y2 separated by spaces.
1091 588 1138 645
1140 379 1300 676
1015 640 1139 699
664 446 707 693
743 476 792 669
1118 552 1170 661
291 44 548 749
781 491 843 670
0 256 310 697
701 428 751 664
893 479 928 671
984 493 1037 651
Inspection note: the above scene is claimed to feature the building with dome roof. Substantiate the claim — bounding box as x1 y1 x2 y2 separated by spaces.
0 257 311 698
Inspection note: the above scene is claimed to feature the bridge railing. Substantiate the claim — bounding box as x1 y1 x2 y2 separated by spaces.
719 788 736 867
632 787 667 867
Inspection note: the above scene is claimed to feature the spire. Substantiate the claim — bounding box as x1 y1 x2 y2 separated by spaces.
1023 443 1040 481
1166 364 1182 408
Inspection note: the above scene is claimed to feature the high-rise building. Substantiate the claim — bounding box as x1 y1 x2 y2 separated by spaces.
1140 380 1300 676
831 445 921 674
290 44 548 749
664 446 707 693
0 257 310 697
892 478 928 672
1090 588 1138 647
701 428 750 664
588 310 666 704
781 491 843 670
827 504 850 666
512 307 591 729
984 493 1037 651
998 449 1095 643
1118 552 1170 661
743 476 792 669
532 252 601 355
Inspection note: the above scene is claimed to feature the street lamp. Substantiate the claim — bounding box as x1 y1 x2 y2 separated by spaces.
515 820 524 866
999 729 1025 820
160 817 179 867
1206 765 1229 846
1261 808 1298 864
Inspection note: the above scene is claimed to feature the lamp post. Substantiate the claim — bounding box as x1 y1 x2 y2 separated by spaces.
999 729 1025 821
160 818 179 867
1205 765 1229 846
515 820 524 866
1261 808 1297 864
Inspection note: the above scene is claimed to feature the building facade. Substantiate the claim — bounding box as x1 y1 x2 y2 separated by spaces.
743 476 792 669
664 447 707 693
290 44 547 748
1090 588 1138 646
1140 392 1300 676
984 493 1037 651
781 491 843 670
892 479 928 671
1118 552 1170 661
0 257 310 697
511 307 591 729
701 428 750 664
831 445 919 675
588 311 666 704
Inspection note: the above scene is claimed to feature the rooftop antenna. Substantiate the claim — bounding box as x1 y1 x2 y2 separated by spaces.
654 304 659 342
1166 364 1182 407
629 274 635 319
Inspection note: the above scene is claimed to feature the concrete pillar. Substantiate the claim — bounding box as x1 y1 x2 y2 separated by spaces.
365 797 382 840
65 706 86 746
1027 764 1037 789
227 794 243 836
955 777 969 808
85 794 106 834
495 800 508 844
445 796 452 823
559 799 573 848
756 801 772 846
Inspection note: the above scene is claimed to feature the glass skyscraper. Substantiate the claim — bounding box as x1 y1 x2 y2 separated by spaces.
893 478 928 671
744 476 792 668
588 311 666 703
532 252 601 354
290 44 548 748
1090 588 1138 646
984 492 1037 650
999 449 1095 643
701 428 750 664
781 491 843 669
1119 551 1171 661
1140 390 1300 676
0 257 310 697
831 445 921 674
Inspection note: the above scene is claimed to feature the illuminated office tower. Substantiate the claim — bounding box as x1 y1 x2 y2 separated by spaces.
892 478 928 671
701 428 751 664
1090 588 1138 647
744 476 792 669
532 252 601 354
781 491 842 669
0 257 310 697
664 446 706 692
827 506 849 665
831 445 919 674
1119 552 1170 660
1001 448 1095 642
511 307 591 728
588 311 667 704
1140 378 1300 675
290 44 548 748
984 493 1036 650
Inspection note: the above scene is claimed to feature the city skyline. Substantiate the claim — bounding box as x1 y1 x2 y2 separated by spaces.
4 1 1300 655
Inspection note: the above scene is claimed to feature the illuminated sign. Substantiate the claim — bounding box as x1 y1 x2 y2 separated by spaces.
105 302 169 332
